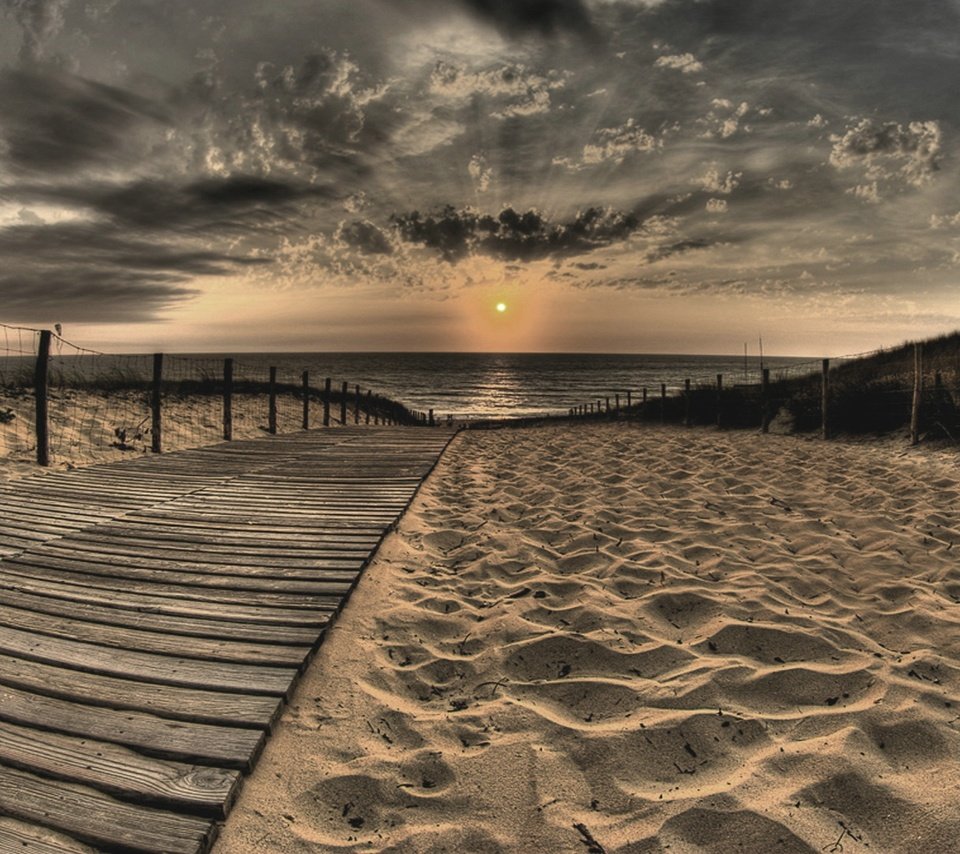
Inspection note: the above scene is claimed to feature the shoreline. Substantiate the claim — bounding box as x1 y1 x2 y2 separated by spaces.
212 422 960 852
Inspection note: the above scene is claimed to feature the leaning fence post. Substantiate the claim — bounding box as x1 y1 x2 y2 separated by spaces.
910 343 923 446
684 378 691 427
34 329 51 466
340 381 348 425
268 367 278 434
151 353 163 453
761 367 770 434
223 358 233 441
302 371 310 430
323 377 331 426
716 373 723 429
821 359 830 440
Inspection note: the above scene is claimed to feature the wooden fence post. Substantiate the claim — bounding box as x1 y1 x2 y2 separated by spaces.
910 343 922 446
340 381 348 425
716 373 723 429
605 397 610 413
302 371 310 430
821 359 830 440
34 330 51 466
642 387 648 405
223 358 233 441
268 367 278 435
615 393 620 412
429 408 435 426
684 378 691 427
151 353 163 453
323 377 331 427
660 383 666 423
366 390 372 424
761 367 770 434
355 384 361 424
627 391 632 409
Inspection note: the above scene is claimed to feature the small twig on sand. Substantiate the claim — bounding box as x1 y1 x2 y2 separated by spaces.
573 822 607 854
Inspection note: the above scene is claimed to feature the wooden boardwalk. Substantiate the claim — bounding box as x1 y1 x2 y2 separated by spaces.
0 427 454 853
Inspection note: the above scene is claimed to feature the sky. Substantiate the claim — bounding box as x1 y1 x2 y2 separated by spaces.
1 0 959 355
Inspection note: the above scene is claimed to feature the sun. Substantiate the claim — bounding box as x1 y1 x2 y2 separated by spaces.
496 302 507 313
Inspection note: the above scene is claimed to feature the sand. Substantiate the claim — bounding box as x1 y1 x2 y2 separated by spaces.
211 423 960 853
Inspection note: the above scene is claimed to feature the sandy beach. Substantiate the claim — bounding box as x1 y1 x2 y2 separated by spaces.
210 422 960 853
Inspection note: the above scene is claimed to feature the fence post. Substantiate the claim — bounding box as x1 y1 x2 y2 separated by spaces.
821 359 830 439
761 367 770 434
223 358 233 441
910 343 922 446
642 387 648 405
684 378 691 427
34 330 51 466
151 353 163 453
366 390 372 424
429 408 435 426
605 397 610 413
302 371 310 430
627 390 632 409
355 384 361 424
268 367 278 434
716 373 723 429
660 383 666 423
615 393 620 413
323 377 331 427
340 381 348 425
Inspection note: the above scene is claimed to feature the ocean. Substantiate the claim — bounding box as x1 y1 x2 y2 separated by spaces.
175 352 816 421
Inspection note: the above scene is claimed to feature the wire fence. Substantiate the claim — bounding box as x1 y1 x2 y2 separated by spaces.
1 322 429 470
559 337 960 444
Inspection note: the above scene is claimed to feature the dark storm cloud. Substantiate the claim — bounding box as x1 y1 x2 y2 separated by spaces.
338 220 394 254
457 0 594 35
0 68 167 174
11 174 337 234
0 222 269 321
2 0 67 63
391 205 638 262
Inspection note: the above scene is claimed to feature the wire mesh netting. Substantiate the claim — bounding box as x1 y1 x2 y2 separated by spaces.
0 323 41 459
1 324 419 471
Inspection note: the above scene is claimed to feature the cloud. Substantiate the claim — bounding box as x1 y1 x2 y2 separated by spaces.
654 53 703 73
0 68 167 174
0 222 266 321
337 219 394 254
11 174 336 234
699 99 752 139
454 0 594 37
468 153 493 192
705 198 728 213
3 0 68 63
829 118 941 190
696 164 741 194
429 61 567 119
556 119 659 171
391 204 640 262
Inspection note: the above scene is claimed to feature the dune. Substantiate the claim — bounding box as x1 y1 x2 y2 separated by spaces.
212 422 960 852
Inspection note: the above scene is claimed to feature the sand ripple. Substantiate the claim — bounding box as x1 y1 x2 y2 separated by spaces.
216 424 960 852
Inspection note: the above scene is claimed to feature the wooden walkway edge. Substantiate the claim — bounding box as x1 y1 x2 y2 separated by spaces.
0 427 456 853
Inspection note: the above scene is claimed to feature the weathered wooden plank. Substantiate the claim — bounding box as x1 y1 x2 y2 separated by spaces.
0 587 321 647
0 564 345 611
0 655 281 727
0 817 94 853
0 624 295 695
8 551 362 587
0 764 212 854
0 573 333 626
0 720 240 817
